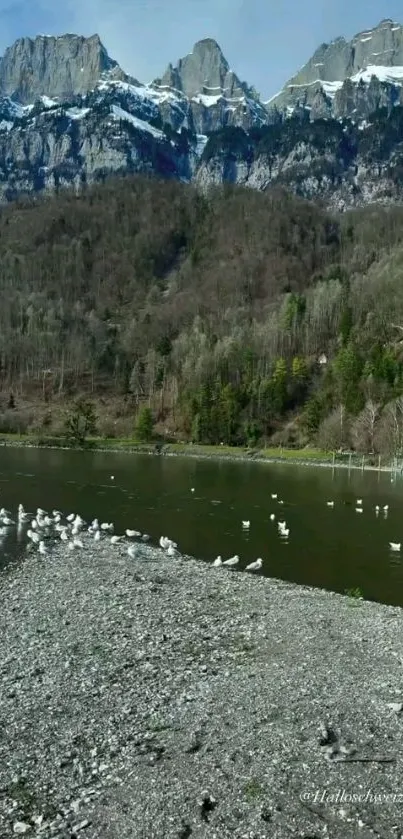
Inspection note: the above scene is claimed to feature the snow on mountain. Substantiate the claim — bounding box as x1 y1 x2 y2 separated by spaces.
0 25 403 208
351 64 403 84
268 19 403 119
111 104 164 138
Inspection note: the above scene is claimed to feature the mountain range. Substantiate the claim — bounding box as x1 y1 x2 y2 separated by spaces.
0 20 403 206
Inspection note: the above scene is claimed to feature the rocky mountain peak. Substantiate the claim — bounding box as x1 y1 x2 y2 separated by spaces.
0 33 127 103
267 18 403 117
155 37 246 100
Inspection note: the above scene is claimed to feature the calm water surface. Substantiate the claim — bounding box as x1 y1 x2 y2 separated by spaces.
1 447 403 605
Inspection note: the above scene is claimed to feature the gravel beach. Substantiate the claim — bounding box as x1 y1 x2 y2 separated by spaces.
1 540 403 839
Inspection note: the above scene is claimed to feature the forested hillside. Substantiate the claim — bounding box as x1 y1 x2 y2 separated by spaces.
2 174 403 454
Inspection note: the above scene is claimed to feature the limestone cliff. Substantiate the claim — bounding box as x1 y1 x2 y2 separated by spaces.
0 34 128 103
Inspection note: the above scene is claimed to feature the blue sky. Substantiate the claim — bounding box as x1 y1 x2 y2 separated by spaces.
0 0 402 98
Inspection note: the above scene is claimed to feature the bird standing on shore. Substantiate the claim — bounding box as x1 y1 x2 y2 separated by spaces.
223 555 239 566
245 558 263 572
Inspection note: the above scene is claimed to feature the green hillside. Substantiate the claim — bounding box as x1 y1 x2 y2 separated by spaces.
1 175 403 454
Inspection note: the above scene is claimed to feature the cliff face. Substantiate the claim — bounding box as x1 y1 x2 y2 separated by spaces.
0 25 403 209
268 19 403 122
194 104 403 210
0 34 128 103
154 38 268 131
158 38 245 99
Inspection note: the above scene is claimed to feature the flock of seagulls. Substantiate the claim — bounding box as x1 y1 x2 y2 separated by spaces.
324 496 398 551
0 504 152 560
212 554 263 572
212 493 291 571
326 497 389 515
0 480 401 574
0 502 266 573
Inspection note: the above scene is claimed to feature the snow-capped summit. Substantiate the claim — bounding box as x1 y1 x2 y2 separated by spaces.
0 22 401 209
268 18 403 120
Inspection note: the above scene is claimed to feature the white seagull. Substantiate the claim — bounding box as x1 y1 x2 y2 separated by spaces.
223 555 239 566
245 558 263 572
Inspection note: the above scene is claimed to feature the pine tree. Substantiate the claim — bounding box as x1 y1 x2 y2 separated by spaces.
135 406 154 441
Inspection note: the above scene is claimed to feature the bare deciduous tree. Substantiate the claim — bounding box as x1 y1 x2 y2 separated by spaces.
351 400 381 453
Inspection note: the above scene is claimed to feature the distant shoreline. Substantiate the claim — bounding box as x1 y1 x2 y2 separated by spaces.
0 433 398 473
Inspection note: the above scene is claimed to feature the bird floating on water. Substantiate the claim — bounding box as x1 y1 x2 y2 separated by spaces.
355 507 363 514
271 493 278 499
278 520 290 538
242 520 250 529
389 542 401 551
270 514 276 521
356 499 363 506
326 501 334 507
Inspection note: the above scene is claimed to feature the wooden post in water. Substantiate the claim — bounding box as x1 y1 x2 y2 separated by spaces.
378 454 381 473
332 451 335 468
361 455 365 472
348 452 352 475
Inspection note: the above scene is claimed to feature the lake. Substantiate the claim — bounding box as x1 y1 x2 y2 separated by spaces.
0 446 402 605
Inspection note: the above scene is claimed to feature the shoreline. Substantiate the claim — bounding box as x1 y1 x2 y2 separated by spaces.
0 434 398 474
1 539 403 838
